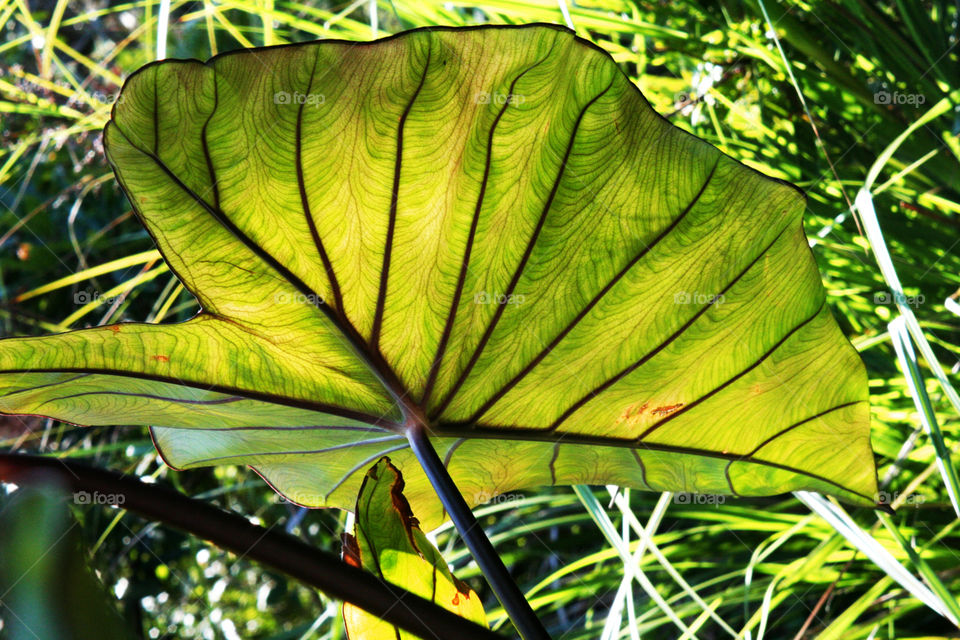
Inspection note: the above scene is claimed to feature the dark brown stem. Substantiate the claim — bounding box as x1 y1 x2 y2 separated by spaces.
0 453 502 640
406 421 551 640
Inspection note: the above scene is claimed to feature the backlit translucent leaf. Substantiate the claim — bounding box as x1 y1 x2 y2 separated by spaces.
0 25 876 527
342 457 486 638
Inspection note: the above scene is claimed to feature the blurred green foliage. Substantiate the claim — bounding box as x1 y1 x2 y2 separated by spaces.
1 1 959 639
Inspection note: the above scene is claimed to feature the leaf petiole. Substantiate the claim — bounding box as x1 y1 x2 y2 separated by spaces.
406 420 551 640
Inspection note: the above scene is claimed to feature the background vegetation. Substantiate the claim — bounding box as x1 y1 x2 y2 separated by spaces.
1 0 959 638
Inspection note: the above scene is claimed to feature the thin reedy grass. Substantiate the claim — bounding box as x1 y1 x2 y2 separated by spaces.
1 1 959 639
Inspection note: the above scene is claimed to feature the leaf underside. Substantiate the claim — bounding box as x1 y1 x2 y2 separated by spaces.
0 24 876 527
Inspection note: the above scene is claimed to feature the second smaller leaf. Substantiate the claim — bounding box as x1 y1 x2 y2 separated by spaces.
342 457 487 639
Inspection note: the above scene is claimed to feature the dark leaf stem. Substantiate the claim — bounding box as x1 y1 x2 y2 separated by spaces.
0 453 502 640
406 421 551 640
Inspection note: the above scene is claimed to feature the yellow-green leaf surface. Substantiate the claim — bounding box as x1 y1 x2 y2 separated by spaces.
0 24 876 527
342 457 486 638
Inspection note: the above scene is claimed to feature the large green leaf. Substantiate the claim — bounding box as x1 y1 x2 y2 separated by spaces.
0 24 876 527
342 457 487 638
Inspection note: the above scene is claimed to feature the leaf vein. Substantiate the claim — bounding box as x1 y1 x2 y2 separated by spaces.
431 76 617 419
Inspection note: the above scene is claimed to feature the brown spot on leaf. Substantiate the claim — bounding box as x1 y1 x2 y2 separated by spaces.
108 325 121 333
363 457 424 555
651 403 684 417
151 355 170 362
385 460 423 553
341 532 361 567
617 402 648 425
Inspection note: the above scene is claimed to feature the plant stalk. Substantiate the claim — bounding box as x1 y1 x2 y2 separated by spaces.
406 421 551 640
0 453 501 640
